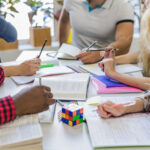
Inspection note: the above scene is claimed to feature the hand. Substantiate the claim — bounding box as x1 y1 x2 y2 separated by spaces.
76 51 102 64
17 58 41 76
13 86 55 116
98 49 116 76
97 101 126 119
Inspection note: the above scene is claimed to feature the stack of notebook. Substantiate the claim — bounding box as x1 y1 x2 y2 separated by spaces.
91 75 142 94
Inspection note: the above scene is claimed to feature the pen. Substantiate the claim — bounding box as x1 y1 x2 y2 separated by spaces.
87 48 119 52
86 41 97 51
57 100 64 107
39 77 42 86
39 64 54 69
38 40 47 58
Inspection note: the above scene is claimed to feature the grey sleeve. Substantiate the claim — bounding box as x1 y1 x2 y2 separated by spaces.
143 94 150 112
64 0 72 12
0 16 17 42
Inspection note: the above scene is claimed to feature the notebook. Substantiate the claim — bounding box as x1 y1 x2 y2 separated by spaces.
33 73 90 101
11 66 74 85
0 114 43 150
57 43 81 60
84 96 150 149
91 78 142 93
80 63 143 75
93 75 127 87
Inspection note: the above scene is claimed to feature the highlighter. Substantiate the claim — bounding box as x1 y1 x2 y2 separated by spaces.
39 64 54 69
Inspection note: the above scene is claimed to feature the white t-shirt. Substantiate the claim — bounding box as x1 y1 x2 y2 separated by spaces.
64 0 134 49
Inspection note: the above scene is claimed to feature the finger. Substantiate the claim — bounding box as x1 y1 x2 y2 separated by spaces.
76 51 89 59
43 86 51 92
47 98 56 106
97 105 107 115
80 56 92 64
110 50 115 58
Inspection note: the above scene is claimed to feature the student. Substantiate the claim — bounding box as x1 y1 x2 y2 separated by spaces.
0 65 55 125
58 0 134 64
0 17 55 125
98 1 150 118
0 16 41 76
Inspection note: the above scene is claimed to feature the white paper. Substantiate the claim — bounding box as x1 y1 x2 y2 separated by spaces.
80 63 142 76
84 96 150 149
34 73 90 100
58 43 81 58
11 66 74 85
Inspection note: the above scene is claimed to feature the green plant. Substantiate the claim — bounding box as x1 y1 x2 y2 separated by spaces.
0 0 20 19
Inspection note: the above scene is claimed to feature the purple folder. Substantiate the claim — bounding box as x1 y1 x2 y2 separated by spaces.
93 75 128 87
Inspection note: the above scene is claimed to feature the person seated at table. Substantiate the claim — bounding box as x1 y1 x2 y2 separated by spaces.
0 16 40 76
97 1 150 119
0 66 55 125
58 0 134 64
98 4 150 91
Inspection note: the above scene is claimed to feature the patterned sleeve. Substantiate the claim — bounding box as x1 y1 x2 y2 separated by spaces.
0 96 16 125
0 67 16 125
143 94 150 112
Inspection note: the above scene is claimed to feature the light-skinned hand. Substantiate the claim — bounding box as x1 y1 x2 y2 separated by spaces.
97 101 126 119
18 58 41 76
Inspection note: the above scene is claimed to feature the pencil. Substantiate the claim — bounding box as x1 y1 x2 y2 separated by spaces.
86 41 97 51
57 100 64 107
39 77 42 86
38 40 47 58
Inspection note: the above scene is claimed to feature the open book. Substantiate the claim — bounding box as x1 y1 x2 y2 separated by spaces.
84 96 150 149
34 73 90 100
80 63 143 75
0 114 43 150
11 66 74 85
57 43 81 60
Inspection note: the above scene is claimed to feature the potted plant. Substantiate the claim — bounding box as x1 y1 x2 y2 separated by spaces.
0 0 19 50
24 0 52 47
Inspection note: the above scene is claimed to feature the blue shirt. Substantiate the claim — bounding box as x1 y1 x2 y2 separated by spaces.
0 16 17 42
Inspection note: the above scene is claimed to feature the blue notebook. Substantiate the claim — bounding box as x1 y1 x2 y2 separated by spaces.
93 75 128 87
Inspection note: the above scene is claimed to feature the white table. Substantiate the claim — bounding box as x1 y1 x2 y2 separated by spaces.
0 51 145 150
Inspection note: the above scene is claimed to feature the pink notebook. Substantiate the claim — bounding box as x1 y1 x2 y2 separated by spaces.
91 78 142 94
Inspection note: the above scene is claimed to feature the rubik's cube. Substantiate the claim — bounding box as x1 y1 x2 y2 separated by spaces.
61 103 83 126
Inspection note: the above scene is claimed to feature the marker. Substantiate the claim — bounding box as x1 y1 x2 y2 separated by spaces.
38 40 47 58
39 64 54 69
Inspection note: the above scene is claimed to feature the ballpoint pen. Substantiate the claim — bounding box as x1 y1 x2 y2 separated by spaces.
86 41 97 51
38 40 47 58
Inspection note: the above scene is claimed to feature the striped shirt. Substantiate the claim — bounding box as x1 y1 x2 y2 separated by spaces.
0 67 16 125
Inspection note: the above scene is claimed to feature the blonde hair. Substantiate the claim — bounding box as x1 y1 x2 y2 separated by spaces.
139 7 150 77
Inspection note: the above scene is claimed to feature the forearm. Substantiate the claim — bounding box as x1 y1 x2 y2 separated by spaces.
108 39 132 56
115 52 139 64
124 98 144 114
3 66 21 77
108 71 150 90
58 21 71 46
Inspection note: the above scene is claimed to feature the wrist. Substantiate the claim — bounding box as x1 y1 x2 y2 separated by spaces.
13 95 22 116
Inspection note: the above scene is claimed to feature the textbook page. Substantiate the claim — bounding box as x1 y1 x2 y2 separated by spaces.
80 63 142 75
84 96 150 149
0 123 43 149
34 73 90 100
57 43 81 59
11 66 74 85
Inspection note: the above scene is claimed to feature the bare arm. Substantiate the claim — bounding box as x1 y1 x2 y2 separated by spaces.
115 52 139 64
108 22 134 55
58 8 71 46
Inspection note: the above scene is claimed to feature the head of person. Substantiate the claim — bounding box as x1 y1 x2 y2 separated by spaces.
139 3 150 77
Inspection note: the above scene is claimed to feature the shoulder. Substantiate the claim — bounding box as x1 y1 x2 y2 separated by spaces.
64 0 79 11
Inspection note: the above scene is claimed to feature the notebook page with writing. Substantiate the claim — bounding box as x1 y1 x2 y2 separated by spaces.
34 73 90 100
84 96 150 149
11 66 74 85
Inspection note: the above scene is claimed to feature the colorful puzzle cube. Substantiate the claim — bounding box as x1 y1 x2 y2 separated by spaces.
61 103 83 126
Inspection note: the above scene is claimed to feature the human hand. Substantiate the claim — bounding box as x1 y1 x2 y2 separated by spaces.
18 58 41 76
76 51 102 64
98 49 116 76
13 86 55 116
97 101 126 119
